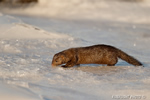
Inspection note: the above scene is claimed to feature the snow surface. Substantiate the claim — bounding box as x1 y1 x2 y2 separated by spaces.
0 0 150 100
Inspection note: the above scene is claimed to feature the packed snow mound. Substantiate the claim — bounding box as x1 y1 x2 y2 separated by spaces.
0 15 73 39
0 23 71 39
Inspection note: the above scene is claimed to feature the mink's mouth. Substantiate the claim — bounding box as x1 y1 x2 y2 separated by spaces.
51 64 56 67
51 63 59 67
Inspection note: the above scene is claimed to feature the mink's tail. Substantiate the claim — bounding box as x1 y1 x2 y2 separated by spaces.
117 49 143 66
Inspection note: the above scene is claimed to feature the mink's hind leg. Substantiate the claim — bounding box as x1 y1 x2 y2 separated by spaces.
76 64 80 67
107 64 115 66
107 56 118 66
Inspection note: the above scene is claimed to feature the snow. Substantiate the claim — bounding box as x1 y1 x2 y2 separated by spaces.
0 83 40 100
0 0 150 100
0 23 72 39
1 0 150 23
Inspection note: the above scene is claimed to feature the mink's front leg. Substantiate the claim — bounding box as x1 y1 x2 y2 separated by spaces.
61 62 74 68
61 52 77 68
61 60 76 68
61 65 69 68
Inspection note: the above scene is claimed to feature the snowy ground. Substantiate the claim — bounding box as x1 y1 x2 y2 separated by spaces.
0 0 150 100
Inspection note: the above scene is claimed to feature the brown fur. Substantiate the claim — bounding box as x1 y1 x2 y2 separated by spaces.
51 44 143 68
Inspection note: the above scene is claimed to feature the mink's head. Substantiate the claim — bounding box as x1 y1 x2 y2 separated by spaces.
51 53 66 67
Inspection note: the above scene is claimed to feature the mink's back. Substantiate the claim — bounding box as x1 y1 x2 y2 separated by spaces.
74 44 118 64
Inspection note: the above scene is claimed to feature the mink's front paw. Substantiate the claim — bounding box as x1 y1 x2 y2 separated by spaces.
61 65 68 68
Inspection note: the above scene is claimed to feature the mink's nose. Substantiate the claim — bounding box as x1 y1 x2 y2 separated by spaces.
51 64 55 67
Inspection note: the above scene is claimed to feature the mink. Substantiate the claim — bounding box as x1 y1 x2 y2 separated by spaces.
51 44 143 68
